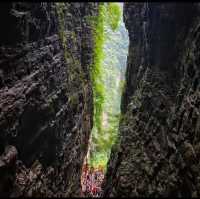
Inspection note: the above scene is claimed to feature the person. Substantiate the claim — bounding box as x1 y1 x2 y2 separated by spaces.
86 174 91 195
91 184 96 197
82 176 87 193
81 164 89 195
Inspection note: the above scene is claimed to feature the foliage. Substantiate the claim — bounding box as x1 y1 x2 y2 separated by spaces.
107 3 122 31
56 3 127 171
91 3 106 135
89 3 128 170
89 152 108 171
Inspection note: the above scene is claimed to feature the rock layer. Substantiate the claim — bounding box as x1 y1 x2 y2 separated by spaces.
103 3 200 197
0 2 97 197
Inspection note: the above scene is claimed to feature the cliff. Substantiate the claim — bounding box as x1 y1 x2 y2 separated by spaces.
0 2 97 197
103 3 200 197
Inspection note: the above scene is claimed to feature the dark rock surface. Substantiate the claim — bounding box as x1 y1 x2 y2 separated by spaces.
0 2 98 197
103 3 200 197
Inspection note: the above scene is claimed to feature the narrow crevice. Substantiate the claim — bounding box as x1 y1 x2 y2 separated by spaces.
81 3 129 197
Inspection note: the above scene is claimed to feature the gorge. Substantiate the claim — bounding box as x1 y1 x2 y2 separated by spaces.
0 2 200 198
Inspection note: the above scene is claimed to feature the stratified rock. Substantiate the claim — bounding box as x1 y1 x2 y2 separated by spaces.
103 3 200 197
0 2 98 197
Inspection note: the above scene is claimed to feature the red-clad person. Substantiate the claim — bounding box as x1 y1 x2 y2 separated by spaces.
92 185 98 197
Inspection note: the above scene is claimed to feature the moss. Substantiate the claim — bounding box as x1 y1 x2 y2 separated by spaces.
89 3 106 136
56 2 122 170
56 4 70 80
69 93 79 108
90 3 122 136
71 31 76 41
88 3 122 169
56 3 67 59
56 2 87 94
107 3 122 31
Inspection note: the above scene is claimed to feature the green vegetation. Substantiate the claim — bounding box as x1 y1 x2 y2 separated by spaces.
91 3 106 136
107 3 121 31
88 3 129 169
56 3 68 62
56 2 128 171
56 3 86 89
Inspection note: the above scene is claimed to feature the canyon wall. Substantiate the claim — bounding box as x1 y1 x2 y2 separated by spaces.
0 2 97 197
103 3 200 197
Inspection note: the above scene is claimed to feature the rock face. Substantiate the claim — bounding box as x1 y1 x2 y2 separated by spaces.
0 2 97 197
103 3 200 197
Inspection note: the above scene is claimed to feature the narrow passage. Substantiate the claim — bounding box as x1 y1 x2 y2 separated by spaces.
81 3 129 197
